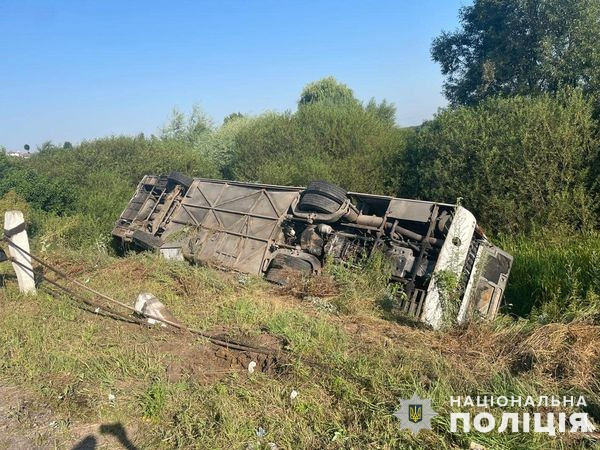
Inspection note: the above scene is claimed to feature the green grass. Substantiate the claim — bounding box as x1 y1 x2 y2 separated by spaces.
499 229 600 322
0 247 598 448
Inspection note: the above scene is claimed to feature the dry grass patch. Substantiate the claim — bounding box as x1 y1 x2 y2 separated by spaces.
513 323 600 389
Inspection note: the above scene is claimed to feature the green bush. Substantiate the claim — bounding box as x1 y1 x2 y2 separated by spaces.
197 115 252 174
0 152 77 213
228 102 406 193
0 135 220 249
395 89 599 232
27 135 219 188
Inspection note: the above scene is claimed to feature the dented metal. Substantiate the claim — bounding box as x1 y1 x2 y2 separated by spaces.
113 173 513 329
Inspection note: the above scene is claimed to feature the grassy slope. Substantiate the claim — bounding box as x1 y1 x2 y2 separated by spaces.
0 250 599 449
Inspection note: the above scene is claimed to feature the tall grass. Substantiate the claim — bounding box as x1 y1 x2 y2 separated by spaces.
499 229 600 323
324 250 400 315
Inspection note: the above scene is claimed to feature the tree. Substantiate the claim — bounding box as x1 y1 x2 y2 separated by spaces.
298 77 359 107
431 0 600 105
38 141 54 153
223 112 244 125
366 98 396 124
160 105 213 143
395 89 599 232
228 103 405 193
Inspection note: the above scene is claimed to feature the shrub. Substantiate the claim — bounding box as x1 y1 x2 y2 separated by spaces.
1 135 220 249
0 166 77 214
325 250 399 315
396 89 599 232
27 135 219 188
0 190 31 226
229 103 406 193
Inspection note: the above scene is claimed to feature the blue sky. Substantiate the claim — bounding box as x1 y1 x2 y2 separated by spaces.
0 0 466 150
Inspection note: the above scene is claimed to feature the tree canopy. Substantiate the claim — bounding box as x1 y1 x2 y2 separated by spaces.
431 0 600 105
298 77 359 107
395 89 599 232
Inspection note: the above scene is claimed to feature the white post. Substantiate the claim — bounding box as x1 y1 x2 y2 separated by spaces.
4 211 36 294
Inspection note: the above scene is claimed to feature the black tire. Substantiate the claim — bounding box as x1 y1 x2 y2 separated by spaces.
298 192 342 214
304 181 347 204
266 254 312 285
270 254 312 272
167 171 193 190
132 230 163 250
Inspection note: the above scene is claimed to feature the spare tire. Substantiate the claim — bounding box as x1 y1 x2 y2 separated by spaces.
167 171 193 190
304 181 347 204
298 192 342 214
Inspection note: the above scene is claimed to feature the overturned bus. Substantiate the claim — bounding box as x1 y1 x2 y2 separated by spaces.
112 173 512 329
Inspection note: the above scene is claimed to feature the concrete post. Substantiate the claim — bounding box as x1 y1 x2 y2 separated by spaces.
4 211 36 294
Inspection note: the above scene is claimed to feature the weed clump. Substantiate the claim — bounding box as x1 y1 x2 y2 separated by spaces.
324 250 400 315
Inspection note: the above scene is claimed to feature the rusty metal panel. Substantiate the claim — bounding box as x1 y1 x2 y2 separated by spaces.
165 180 299 274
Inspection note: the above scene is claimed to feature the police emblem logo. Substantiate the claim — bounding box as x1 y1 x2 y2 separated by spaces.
409 404 423 423
393 393 437 435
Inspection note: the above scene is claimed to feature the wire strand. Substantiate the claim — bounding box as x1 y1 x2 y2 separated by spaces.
3 235 277 356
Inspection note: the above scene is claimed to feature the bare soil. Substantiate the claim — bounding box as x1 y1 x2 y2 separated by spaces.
160 330 289 383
